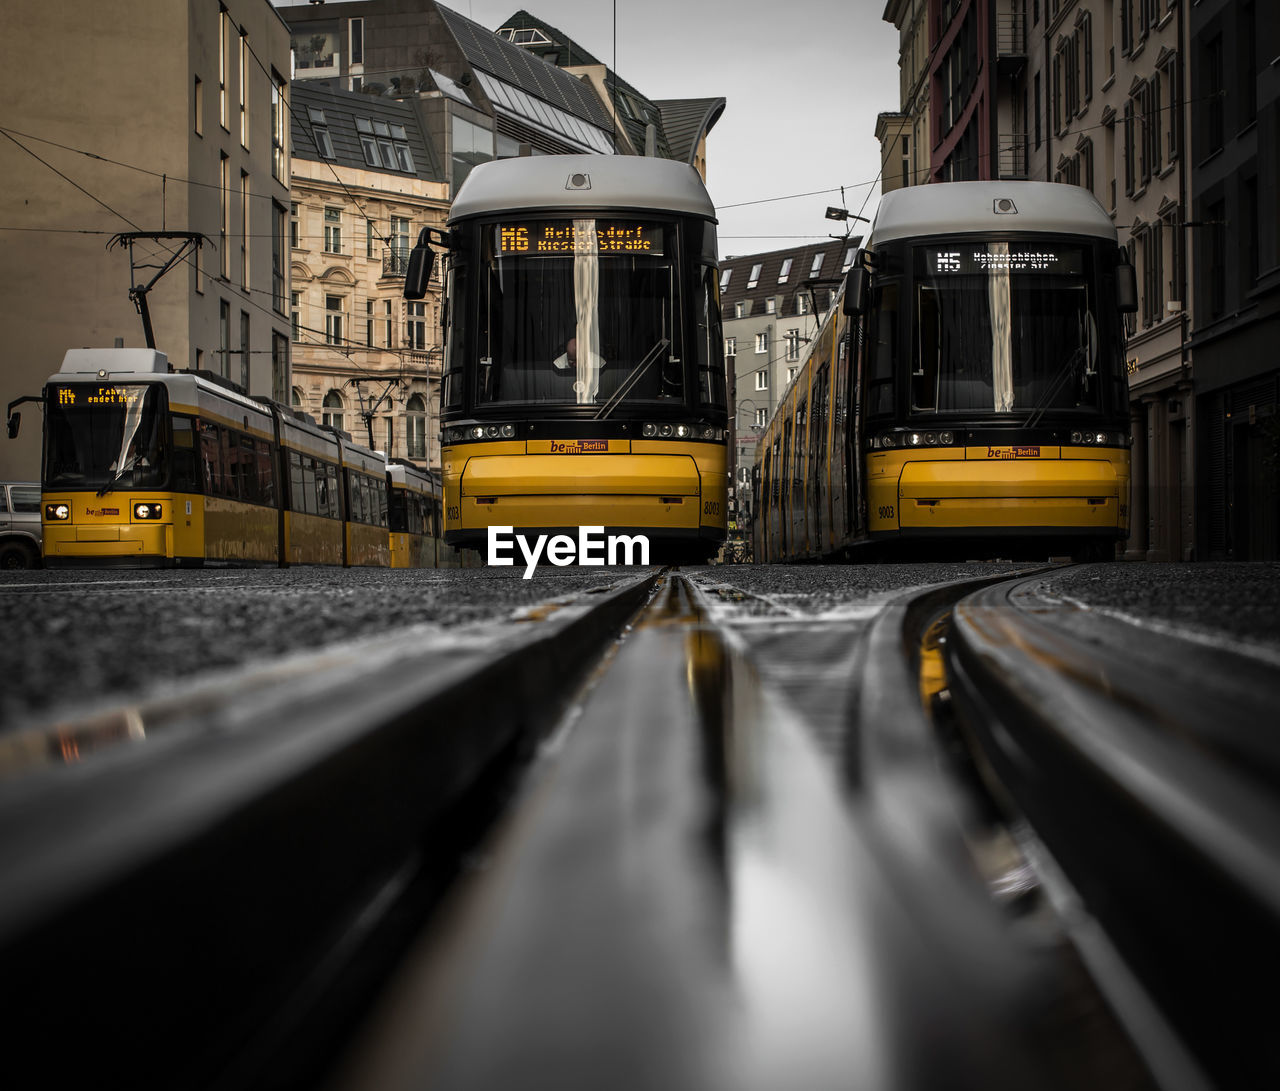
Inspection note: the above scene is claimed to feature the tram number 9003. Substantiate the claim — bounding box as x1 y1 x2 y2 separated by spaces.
877 505 896 520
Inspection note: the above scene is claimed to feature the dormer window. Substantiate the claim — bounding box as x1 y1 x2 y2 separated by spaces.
308 107 335 159
747 263 762 288
778 258 793 283
497 26 552 46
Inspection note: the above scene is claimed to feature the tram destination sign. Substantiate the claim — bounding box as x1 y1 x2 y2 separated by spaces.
49 384 146 407
926 245 1084 276
496 220 664 256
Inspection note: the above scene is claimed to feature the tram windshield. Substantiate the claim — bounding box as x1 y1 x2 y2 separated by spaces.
44 382 168 491
475 218 689 411
910 242 1105 416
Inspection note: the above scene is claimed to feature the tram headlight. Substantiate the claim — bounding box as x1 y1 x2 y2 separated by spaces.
923 432 938 445
879 433 895 448
907 432 923 446
642 423 657 437
1071 431 1084 444
45 503 70 521
1094 432 1107 444
500 423 517 438
675 424 689 438
938 431 954 446
471 426 486 440
133 503 162 520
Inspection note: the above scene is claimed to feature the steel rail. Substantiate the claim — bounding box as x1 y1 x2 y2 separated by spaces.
0 570 661 1089
327 570 1131 1091
947 574 1280 1089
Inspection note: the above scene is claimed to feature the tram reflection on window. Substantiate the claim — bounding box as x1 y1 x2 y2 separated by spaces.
912 243 1102 416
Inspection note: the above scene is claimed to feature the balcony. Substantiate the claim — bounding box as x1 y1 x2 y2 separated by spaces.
996 11 1027 76
998 133 1029 179
382 248 409 279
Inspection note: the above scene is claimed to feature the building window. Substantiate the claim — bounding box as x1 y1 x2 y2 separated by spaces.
355 119 416 174
239 31 249 148
239 311 250 389
239 171 250 290
777 258 793 284
292 386 305 408
350 17 364 65
325 295 344 345
754 369 768 391
406 393 428 458
785 329 801 362
271 71 287 184
810 253 825 277
724 336 736 357
194 76 203 136
1206 199 1226 319
290 202 300 248
219 153 230 278
1204 34 1224 156
755 332 768 355
271 334 288 403
324 207 342 254
366 299 375 347
1139 226 1163 328
322 390 344 431
754 408 767 427
1160 51 1180 163
1123 99 1136 195
798 293 812 315
747 263 762 289
765 297 776 314
384 299 394 348
272 201 286 314
720 268 732 290
1033 72 1042 149
308 107 335 159
406 301 427 350
219 298 231 378
291 291 301 341
842 247 856 272
389 215 410 275
734 301 746 319
787 367 798 383
219 7 230 131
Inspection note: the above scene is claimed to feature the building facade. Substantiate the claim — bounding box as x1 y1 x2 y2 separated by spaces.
289 83 450 469
1190 0 1280 560
0 0 292 481
720 240 857 519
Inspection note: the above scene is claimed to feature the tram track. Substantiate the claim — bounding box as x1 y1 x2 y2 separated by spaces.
931 571 1280 1089
0 570 662 1089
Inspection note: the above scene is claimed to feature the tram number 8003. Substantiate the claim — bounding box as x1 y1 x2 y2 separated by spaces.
447 506 460 521
877 505 896 520
703 500 720 516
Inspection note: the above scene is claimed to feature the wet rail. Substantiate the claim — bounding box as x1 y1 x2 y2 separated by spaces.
943 575 1280 1090
1 563 1272 1089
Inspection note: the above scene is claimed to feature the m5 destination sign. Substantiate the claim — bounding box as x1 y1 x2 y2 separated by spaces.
496 221 664 256
926 245 1083 276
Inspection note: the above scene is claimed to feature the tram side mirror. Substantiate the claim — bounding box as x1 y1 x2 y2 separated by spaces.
6 412 19 439
404 229 435 301
842 250 869 316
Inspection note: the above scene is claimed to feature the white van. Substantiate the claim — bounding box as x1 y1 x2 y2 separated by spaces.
0 482 42 568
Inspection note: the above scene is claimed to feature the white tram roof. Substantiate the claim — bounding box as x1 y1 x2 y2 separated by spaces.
868 181 1118 246
449 154 716 222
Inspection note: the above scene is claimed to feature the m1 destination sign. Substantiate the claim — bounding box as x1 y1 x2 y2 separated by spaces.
497 221 664 256
925 245 1084 275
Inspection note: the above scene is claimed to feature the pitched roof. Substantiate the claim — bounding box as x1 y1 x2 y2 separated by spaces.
437 4 614 131
654 98 726 166
290 82 443 183
720 239 856 318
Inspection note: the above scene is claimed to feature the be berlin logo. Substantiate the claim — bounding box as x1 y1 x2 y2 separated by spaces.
488 525 650 578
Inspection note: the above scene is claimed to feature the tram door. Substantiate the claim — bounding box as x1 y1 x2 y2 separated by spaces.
810 362 829 553
791 397 807 555
780 417 792 556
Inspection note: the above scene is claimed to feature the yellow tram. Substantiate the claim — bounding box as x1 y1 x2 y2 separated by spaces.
25 347 426 568
405 155 729 563
754 181 1137 563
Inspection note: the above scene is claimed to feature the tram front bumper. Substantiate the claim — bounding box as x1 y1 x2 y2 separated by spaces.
456 453 704 533
896 458 1123 531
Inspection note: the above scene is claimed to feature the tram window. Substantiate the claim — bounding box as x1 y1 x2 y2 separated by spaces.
696 264 727 409
200 423 223 496
255 439 275 505
868 282 898 417
316 460 333 518
289 451 305 512
236 434 259 503
300 458 318 515
172 417 201 493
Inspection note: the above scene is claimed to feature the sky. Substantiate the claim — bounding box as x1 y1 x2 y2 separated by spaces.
273 0 903 259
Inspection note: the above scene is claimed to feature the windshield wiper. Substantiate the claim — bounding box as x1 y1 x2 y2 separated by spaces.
593 338 671 420
1022 345 1086 430
96 456 137 497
